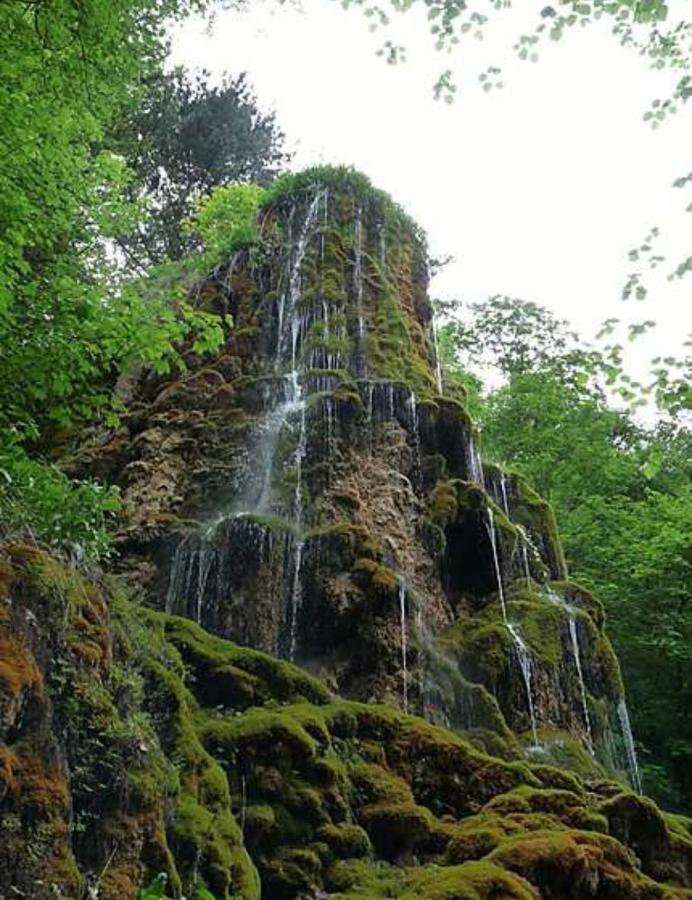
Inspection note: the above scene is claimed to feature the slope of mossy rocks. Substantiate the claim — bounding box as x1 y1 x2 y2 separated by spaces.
1 543 691 899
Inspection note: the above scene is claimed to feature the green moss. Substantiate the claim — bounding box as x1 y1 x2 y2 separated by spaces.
6 544 689 900
511 598 564 668
430 480 459 526
401 860 537 899
360 800 435 857
349 762 415 806
511 476 567 580
200 708 318 764
443 617 514 688
244 804 276 843
528 764 582 794
326 858 405 898
316 823 372 859
525 730 605 780
352 557 399 595
445 828 503 864
549 580 606 630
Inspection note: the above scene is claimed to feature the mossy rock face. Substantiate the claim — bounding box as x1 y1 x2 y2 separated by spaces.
66 169 632 802
28 170 684 898
1 544 691 900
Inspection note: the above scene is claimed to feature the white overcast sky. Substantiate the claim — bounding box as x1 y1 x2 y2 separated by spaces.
171 0 692 376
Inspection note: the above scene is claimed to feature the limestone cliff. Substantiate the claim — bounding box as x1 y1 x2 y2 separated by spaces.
81 168 633 778
2 168 691 899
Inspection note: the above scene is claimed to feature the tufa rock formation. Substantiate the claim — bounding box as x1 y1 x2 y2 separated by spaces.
2 167 691 899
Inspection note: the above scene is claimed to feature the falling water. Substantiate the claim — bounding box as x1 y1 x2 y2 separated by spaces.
544 589 595 757
568 614 594 756
256 385 302 511
617 698 643 794
499 474 510 516
431 318 443 394
354 208 365 341
507 622 539 747
467 434 485 487
399 577 408 713
409 393 422 485
325 396 334 458
486 508 507 622
288 391 307 661
166 537 204 617
276 191 324 366
274 193 326 659
366 382 375 456
517 524 544 583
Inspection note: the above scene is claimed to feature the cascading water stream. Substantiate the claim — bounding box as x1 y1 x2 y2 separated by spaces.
467 434 485 487
276 191 325 366
569 614 595 756
544 589 595 756
617 698 643 794
287 375 307 662
507 622 539 747
431 318 443 394
399 577 409 713
515 526 532 581
499 473 510 517
409 393 422 485
487 510 539 749
354 208 366 344
273 192 325 659
486 508 507 622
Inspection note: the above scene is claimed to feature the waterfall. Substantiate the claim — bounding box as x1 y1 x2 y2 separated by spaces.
354 208 366 342
431 318 443 394
399 577 408 713
467 434 485 487
409 392 422 486
617 698 643 794
366 382 375 456
544 589 595 756
516 524 544 583
416 612 480 732
499 473 510 517
568 613 594 756
325 396 334 458
486 508 508 622
276 190 324 366
256 383 303 512
507 622 539 747
288 390 307 662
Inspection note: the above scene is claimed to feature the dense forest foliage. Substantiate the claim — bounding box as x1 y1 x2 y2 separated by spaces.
0 0 689 837
0 0 286 553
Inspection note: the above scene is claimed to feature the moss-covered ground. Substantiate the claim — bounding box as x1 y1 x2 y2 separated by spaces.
1 543 691 899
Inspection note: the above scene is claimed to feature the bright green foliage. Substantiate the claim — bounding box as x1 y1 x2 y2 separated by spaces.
443 296 692 810
0 0 228 441
0 438 119 560
189 183 268 267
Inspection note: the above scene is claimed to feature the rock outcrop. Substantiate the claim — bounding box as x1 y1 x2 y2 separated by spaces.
3 167 690 898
